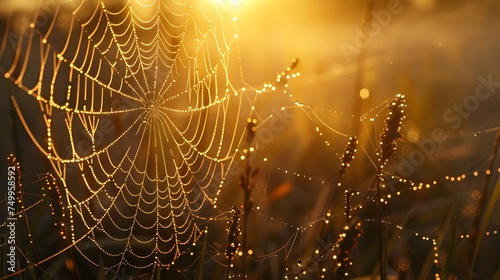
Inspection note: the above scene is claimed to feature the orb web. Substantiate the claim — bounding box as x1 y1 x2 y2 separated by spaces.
2 1 500 279
0 0 250 273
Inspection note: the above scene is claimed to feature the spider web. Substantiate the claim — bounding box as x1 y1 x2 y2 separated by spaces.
0 0 253 273
3 1 500 279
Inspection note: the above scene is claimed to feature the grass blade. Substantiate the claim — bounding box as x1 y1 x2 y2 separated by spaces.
418 185 460 280
468 131 500 278
196 229 208 280
469 176 500 278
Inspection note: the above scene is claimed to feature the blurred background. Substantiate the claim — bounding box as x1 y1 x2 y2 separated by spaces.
230 1 500 279
1 0 500 279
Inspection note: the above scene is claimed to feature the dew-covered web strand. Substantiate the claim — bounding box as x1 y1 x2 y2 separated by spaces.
0 0 317 275
0 0 253 275
2 1 500 279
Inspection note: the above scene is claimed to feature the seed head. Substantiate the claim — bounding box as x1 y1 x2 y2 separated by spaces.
7 154 23 211
225 205 241 260
46 173 64 222
378 94 406 169
246 118 257 144
339 136 358 176
335 221 362 279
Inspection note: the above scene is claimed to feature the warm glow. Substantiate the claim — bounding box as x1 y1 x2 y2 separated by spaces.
1 0 498 278
360 88 370 99
216 0 241 6
406 127 420 143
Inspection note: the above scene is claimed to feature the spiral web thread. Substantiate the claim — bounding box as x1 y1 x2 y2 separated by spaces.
2 1 500 279
0 0 251 273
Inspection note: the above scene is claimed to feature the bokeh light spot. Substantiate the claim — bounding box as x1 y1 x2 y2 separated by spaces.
359 88 370 99
407 127 420 143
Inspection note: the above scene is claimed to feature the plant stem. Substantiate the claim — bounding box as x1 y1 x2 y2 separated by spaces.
349 176 378 225
197 226 208 280
69 248 82 280
242 210 248 277
226 259 232 280
377 172 386 280
241 156 251 277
